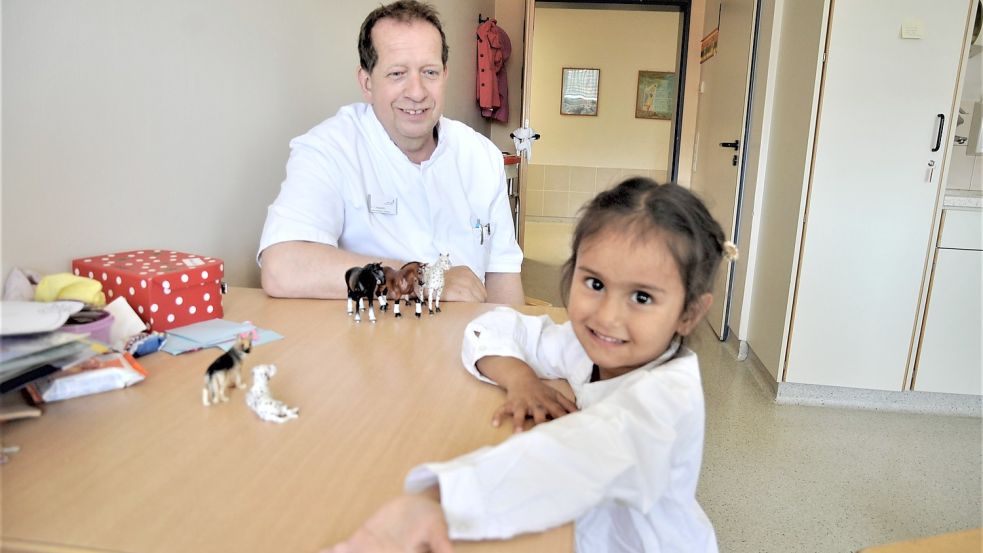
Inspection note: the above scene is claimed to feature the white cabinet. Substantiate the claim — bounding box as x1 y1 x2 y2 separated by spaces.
781 0 974 390
913 209 982 395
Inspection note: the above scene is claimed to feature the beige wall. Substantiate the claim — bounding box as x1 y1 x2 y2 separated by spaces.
529 7 681 171
524 164 669 220
1 0 493 288
490 0 526 153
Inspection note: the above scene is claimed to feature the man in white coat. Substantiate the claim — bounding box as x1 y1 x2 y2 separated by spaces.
258 1 525 305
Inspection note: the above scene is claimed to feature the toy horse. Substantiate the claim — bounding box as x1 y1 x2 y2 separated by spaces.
345 262 385 322
419 254 452 315
202 331 254 406
378 261 424 318
246 364 299 424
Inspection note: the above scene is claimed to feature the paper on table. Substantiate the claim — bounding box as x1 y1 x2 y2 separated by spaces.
0 301 85 335
166 319 254 344
161 319 283 355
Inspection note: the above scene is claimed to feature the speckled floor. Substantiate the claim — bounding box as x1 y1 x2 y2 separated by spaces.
691 322 982 552
522 221 983 552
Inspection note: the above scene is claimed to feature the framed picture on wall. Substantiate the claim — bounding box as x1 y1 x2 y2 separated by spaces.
560 68 600 116
635 71 677 120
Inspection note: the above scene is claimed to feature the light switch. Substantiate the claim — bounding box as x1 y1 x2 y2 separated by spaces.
901 18 924 39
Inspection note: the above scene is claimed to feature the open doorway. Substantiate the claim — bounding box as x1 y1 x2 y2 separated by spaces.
520 1 693 306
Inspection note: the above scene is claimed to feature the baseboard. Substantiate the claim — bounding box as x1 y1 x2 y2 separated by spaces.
734 332 980 417
775 382 982 417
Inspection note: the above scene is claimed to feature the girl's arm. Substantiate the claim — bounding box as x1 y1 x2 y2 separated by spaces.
476 356 578 432
462 308 584 432
406 352 705 541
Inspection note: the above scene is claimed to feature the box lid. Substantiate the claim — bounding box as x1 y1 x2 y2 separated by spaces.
73 250 224 292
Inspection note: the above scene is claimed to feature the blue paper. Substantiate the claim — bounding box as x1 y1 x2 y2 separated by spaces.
166 319 254 344
161 319 284 355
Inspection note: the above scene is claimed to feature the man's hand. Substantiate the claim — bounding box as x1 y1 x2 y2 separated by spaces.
439 266 487 303
322 494 452 553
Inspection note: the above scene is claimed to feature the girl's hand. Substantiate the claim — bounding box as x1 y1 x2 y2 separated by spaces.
322 494 452 553
492 376 579 433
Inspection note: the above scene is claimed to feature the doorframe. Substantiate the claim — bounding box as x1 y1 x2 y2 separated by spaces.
523 0 694 182
719 0 764 341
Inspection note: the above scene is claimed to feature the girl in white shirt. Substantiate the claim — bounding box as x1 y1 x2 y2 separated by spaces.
327 177 737 553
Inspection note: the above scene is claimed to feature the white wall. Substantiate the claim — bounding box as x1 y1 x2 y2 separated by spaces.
742 0 829 379
1 0 492 288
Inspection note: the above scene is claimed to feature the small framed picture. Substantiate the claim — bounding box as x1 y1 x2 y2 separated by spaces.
560 68 600 116
635 70 677 120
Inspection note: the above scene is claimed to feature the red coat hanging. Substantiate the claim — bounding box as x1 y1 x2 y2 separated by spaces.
476 19 511 122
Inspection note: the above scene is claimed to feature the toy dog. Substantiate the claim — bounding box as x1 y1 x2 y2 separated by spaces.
246 364 299 423
202 331 254 406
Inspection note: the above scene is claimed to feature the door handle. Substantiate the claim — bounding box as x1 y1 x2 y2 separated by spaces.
931 114 944 152
719 140 740 150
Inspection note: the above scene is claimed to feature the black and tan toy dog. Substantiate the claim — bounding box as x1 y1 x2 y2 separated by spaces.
202 332 253 405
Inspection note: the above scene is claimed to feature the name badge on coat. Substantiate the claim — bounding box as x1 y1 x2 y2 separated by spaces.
367 194 397 215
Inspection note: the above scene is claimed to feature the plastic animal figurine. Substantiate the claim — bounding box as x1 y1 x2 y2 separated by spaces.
345 262 385 322
202 331 254 406
246 364 299 423
419 253 452 315
378 261 424 318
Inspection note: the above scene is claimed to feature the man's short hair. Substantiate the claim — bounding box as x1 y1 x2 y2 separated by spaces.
358 0 449 73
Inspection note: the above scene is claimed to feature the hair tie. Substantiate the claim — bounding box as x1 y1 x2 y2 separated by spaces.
722 241 739 261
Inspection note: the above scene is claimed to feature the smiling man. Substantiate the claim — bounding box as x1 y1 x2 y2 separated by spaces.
258 1 525 305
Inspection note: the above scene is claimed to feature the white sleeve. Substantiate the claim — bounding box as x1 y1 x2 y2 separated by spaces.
257 136 346 262
460 307 574 385
405 356 703 540
485 154 523 274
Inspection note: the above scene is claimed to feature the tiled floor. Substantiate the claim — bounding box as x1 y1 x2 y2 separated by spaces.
520 221 983 552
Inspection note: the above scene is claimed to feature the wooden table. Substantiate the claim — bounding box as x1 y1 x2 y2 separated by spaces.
1 288 573 553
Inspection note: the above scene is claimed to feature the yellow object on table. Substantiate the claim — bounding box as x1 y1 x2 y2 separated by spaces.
34 273 105 306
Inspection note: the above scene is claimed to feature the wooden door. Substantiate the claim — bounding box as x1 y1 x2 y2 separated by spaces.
785 0 974 390
690 0 759 340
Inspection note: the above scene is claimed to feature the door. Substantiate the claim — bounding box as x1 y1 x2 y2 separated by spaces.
690 0 759 340
785 0 973 390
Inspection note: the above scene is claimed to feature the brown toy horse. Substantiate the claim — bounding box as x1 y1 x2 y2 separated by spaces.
378 261 424 318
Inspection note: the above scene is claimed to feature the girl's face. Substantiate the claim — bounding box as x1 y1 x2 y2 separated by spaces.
567 227 710 380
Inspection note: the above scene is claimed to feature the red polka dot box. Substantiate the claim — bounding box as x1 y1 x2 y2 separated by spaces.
72 250 225 332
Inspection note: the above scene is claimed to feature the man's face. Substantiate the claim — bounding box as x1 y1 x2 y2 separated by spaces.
357 18 448 162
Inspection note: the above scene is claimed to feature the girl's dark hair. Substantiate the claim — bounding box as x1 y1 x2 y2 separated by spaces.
560 177 727 310
358 1 449 73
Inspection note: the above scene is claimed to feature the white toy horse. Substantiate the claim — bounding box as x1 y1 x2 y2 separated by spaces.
419 253 452 315
246 364 299 423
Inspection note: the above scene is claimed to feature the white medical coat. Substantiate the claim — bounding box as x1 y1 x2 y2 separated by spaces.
405 307 718 553
258 103 523 279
